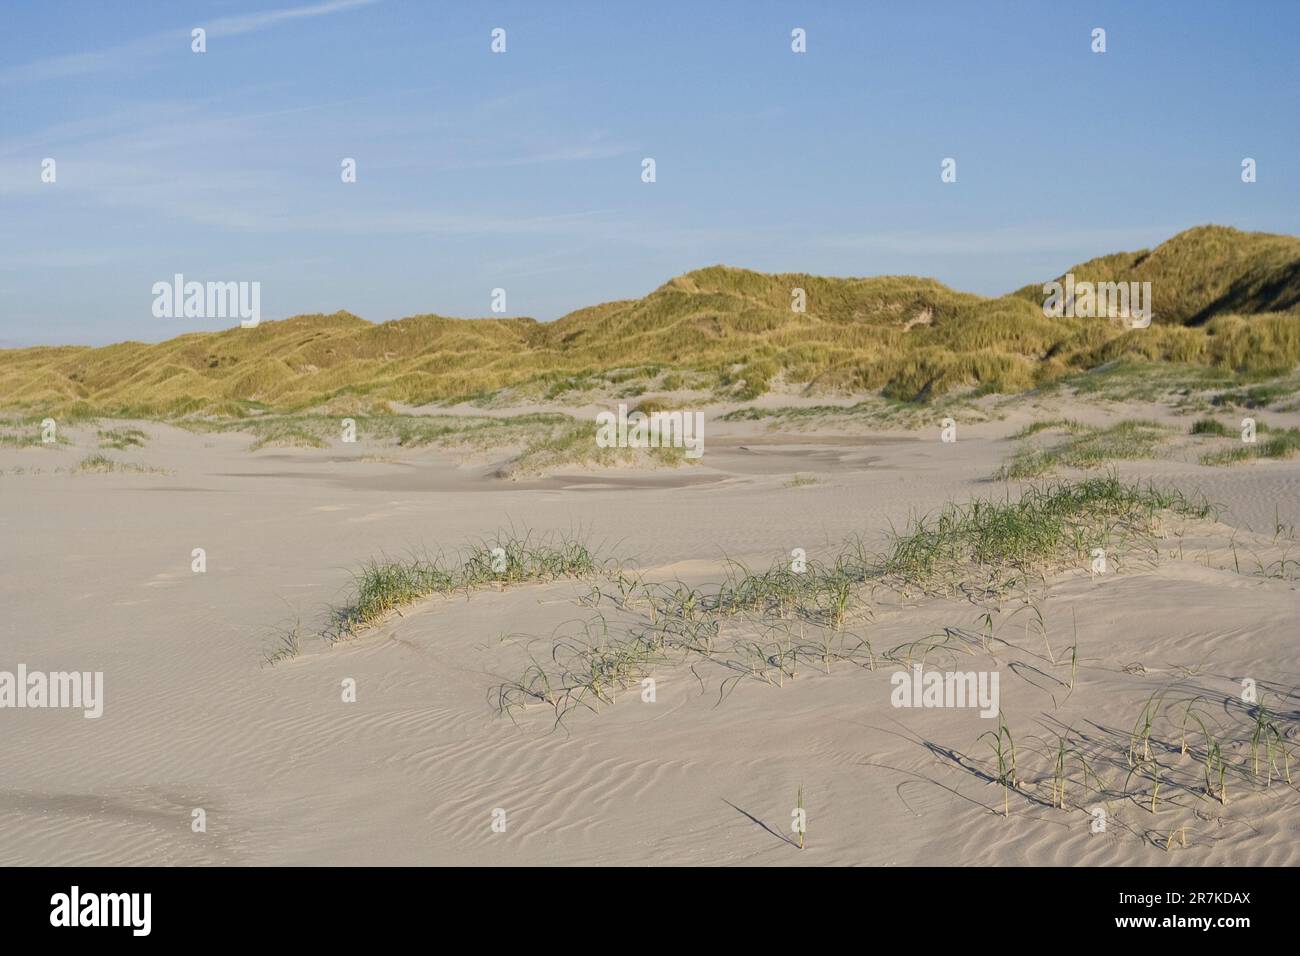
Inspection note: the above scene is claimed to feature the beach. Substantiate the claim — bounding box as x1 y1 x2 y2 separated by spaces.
3 393 1297 865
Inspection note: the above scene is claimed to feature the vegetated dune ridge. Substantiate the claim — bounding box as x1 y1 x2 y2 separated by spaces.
3 225 1300 416
1 398 1298 866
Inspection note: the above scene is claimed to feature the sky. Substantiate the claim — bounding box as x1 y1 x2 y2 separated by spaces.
1 0 1298 346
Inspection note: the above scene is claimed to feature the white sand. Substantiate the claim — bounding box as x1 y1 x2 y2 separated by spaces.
2 398 1298 865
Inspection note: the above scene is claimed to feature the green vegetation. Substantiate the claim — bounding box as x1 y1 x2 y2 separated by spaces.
1008 224 1300 325
246 420 328 450
173 410 687 474
1189 415 1300 466
0 415 70 447
998 420 1173 479
1200 427 1300 466
3 226 1298 414
263 619 303 667
722 395 989 429
97 426 148 449
1101 687 1296 823
183 410 569 448
1045 360 1262 406
880 475 1209 595
331 531 604 639
1189 417 1232 436
74 454 165 474
0 430 51 448
483 479 1214 726
1211 382 1296 409
981 714 1018 817
500 418 689 477
1009 418 1086 439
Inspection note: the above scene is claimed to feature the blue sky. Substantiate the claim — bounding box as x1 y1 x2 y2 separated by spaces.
2 0 1298 346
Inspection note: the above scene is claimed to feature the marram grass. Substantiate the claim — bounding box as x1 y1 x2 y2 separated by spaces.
3 225 1299 415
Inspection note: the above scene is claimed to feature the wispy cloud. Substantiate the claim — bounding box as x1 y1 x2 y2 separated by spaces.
205 0 379 37
1 84 634 237
0 0 380 86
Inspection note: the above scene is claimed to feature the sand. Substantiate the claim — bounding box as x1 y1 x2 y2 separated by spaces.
2 395 1298 866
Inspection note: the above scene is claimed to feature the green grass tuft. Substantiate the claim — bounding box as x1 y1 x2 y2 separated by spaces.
1189 418 1231 436
331 531 604 638
998 419 1173 478
97 426 148 449
1201 427 1300 466
882 475 1210 594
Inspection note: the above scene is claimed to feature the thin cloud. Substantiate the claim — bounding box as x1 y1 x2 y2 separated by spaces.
206 0 380 38
0 0 380 86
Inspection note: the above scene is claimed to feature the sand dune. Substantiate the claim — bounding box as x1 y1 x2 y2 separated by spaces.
2 396 1298 866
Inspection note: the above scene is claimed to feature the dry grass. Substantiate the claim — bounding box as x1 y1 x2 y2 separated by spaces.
2 225 1297 415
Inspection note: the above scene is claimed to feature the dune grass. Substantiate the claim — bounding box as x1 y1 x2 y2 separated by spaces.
263 619 303 667
174 410 688 475
0 431 52 448
4 226 1298 415
330 531 605 639
429 494 1296 829
247 421 329 450
73 454 166 474
1211 382 1297 410
0 415 70 447
997 420 1174 479
506 418 690 477
183 410 570 448
492 477 1213 726
881 475 1209 594
1189 418 1233 436
97 426 148 449
1110 686 1294 822
721 396 988 430
985 684 1295 823
981 713 1018 817
1009 418 1087 439
1049 361 1235 402
1200 427 1300 466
